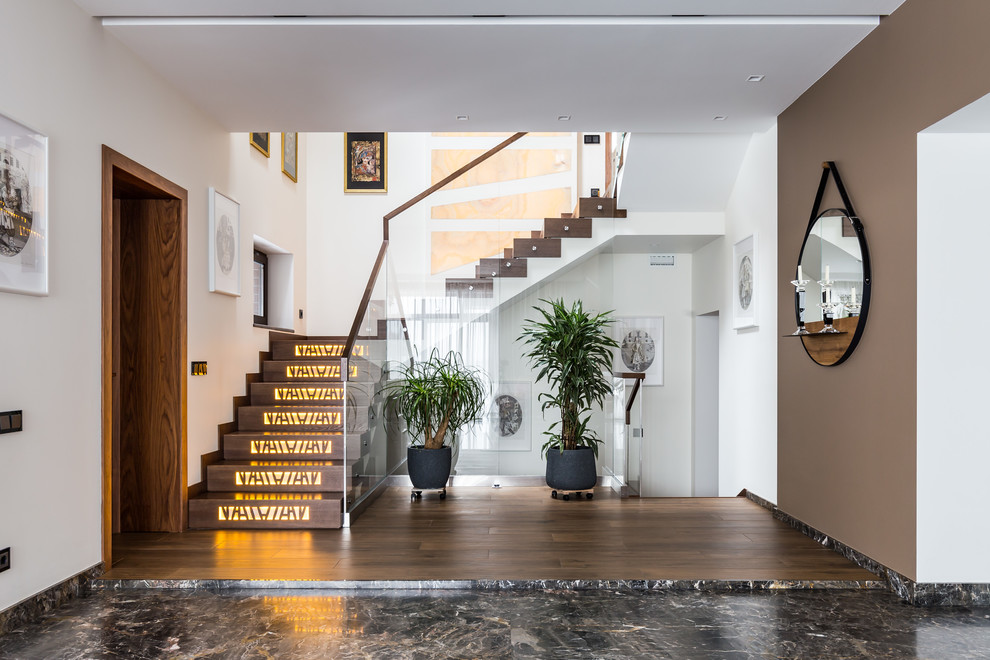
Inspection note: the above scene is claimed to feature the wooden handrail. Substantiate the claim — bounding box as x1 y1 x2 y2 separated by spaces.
382 132 527 240
345 131 529 360
614 371 646 425
342 241 388 359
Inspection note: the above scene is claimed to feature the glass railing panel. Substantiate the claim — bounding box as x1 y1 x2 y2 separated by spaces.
627 390 643 497
606 376 625 491
343 248 412 514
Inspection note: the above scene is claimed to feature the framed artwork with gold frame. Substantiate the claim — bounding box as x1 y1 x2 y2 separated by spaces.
281 132 298 182
344 132 387 192
249 132 270 157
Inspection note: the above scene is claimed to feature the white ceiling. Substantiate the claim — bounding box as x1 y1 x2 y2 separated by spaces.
74 0 905 133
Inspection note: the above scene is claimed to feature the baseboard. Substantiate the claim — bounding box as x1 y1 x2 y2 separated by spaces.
740 489 990 607
0 564 104 635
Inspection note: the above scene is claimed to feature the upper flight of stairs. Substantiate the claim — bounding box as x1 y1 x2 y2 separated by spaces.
189 336 378 530
445 197 627 297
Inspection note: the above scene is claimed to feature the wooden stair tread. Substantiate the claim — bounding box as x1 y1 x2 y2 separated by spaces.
478 257 528 278
212 459 344 467
543 217 592 238
513 237 561 258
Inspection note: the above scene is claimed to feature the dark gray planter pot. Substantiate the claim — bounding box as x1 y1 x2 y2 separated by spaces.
545 446 597 491
407 446 452 490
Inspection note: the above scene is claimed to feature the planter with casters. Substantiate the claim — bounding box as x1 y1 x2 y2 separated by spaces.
407 446 451 499
546 446 597 501
383 349 490 503
518 299 618 503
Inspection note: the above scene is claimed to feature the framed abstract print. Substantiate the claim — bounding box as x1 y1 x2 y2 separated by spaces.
0 113 48 296
344 132 387 192
281 132 298 182
733 234 757 329
249 132 270 157
208 188 240 296
614 317 664 384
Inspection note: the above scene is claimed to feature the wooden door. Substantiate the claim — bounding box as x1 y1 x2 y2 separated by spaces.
102 147 187 563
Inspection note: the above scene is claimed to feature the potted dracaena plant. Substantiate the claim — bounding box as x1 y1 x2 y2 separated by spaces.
518 298 619 500
383 348 489 499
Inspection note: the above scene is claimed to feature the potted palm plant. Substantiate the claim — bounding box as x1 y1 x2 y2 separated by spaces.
519 298 619 500
383 349 489 499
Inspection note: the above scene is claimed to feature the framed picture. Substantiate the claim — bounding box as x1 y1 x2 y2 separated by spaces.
0 113 48 296
249 132 270 157
208 188 240 296
344 132 387 192
281 132 298 182
485 382 532 452
614 317 664 385
733 234 758 329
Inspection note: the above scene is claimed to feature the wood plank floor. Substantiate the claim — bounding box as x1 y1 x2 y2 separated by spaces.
102 488 877 582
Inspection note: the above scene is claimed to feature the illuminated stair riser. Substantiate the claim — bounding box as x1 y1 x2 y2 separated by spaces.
234 471 322 487
263 411 342 426
250 439 333 455
274 387 344 402
218 505 310 521
285 365 359 379
293 344 367 357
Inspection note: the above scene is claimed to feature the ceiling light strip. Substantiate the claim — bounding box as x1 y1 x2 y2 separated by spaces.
102 16 880 28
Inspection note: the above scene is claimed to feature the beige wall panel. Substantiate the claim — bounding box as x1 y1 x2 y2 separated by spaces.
431 230 531 274
777 0 990 580
432 149 572 189
431 188 572 220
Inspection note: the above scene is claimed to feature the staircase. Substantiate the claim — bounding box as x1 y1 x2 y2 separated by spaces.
445 197 627 297
189 336 378 530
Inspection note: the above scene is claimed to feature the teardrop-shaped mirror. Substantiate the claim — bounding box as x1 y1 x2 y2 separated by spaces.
796 208 871 366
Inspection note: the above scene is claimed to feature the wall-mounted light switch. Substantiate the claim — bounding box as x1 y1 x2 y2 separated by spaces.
0 547 10 573
0 410 22 434
191 362 208 376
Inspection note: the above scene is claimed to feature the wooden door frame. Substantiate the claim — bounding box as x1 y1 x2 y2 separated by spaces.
101 145 188 566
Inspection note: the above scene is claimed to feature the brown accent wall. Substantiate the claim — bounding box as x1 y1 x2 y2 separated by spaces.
777 0 990 580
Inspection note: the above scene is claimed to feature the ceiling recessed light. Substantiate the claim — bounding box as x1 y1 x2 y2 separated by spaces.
456 115 469 121
714 116 727 121
557 115 571 121
747 75 766 82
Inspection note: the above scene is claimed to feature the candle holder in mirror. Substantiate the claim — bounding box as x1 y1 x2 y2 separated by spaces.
817 279 841 334
790 277 811 335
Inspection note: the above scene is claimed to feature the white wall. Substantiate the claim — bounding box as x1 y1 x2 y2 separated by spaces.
0 0 309 612
305 132 430 336
619 133 753 212
916 132 990 582
578 133 606 198
693 313 719 496
612 252 695 496
693 125 777 502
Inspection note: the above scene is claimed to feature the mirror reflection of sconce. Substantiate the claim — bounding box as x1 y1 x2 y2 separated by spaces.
787 162 872 366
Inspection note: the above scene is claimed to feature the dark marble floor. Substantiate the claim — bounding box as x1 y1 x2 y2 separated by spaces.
2 587 990 659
